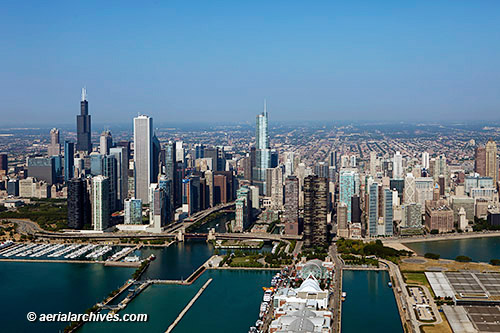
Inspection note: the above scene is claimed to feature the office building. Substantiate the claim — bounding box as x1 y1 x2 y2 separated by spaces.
76 88 92 153
393 151 403 179
0 153 7 172
134 115 153 203
486 139 498 185
48 128 61 156
475 146 487 176
100 130 112 156
64 141 74 182
7 179 19 196
27 157 56 185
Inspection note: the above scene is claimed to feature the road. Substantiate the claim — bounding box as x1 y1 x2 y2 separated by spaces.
329 243 343 333
6 219 42 235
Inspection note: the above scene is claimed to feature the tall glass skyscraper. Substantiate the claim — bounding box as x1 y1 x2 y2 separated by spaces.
134 115 153 204
76 88 92 153
339 169 359 223
64 141 74 182
253 101 270 194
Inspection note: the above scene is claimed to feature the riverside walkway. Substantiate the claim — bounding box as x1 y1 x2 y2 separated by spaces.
164 278 213 333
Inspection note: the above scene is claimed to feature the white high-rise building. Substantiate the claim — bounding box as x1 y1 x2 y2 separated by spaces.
393 151 403 179
422 152 430 170
175 141 184 163
404 173 416 204
92 175 110 231
133 115 153 203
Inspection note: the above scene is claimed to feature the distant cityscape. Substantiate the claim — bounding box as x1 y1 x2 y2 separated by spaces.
1 89 500 333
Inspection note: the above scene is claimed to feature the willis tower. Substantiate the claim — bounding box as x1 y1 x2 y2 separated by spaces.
77 88 92 153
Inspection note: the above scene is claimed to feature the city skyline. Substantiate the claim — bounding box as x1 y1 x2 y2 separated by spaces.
2 1 500 125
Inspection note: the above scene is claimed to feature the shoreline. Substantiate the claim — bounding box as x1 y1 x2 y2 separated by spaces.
387 231 500 244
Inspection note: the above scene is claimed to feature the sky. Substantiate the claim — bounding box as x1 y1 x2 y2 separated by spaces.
1 0 500 126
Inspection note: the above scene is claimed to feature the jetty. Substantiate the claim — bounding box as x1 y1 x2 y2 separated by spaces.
164 278 213 333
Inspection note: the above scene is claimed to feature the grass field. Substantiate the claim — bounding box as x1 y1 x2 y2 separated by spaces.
420 313 452 333
404 272 429 286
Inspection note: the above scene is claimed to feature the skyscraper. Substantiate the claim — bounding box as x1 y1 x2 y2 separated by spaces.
303 175 328 247
368 182 378 236
110 147 129 208
64 141 74 182
337 202 348 238
0 153 8 173
76 88 92 153
149 183 167 233
421 152 430 170
48 128 61 156
91 175 110 231
486 139 498 185
67 178 90 229
134 115 153 203
393 151 403 179
284 176 299 235
475 146 486 176
102 155 118 212
253 101 270 194
100 130 112 156
339 169 359 223
383 188 394 236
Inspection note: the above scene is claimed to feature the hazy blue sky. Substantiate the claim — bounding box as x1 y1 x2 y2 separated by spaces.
1 1 500 125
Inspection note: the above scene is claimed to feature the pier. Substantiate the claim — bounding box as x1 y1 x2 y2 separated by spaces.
109 244 142 262
164 278 213 333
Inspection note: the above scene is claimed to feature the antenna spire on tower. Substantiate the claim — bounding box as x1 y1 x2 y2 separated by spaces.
81 87 87 101
264 99 267 115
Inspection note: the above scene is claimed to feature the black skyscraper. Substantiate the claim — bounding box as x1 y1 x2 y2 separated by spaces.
77 88 92 153
67 178 90 229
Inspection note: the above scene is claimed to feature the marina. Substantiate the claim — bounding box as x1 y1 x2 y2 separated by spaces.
0 242 140 263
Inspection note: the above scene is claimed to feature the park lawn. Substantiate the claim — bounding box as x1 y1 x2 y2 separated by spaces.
404 272 429 286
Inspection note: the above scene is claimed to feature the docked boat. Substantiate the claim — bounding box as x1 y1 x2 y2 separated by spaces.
388 282 393 288
149 254 156 261
341 291 347 301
